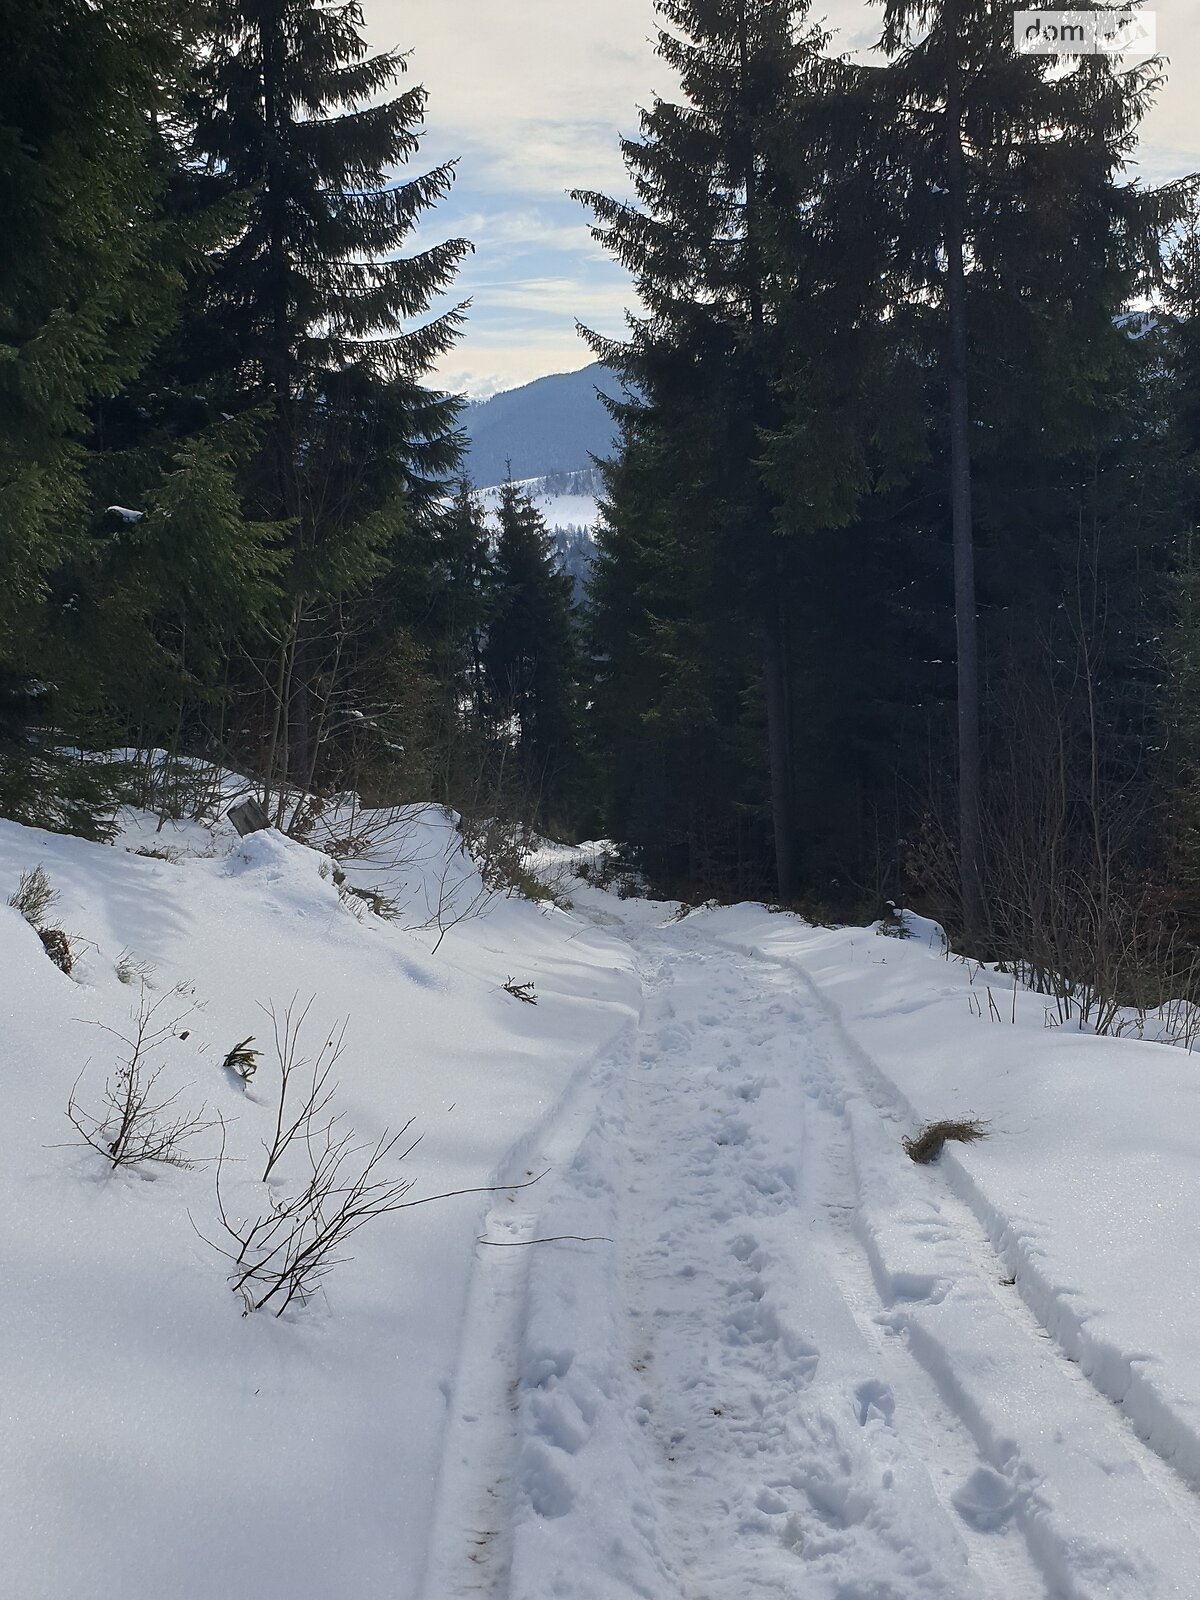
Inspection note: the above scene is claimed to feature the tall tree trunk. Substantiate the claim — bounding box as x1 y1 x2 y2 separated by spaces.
287 626 312 787
261 10 312 789
736 0 796 902
944 8 985 945
764 595 796 902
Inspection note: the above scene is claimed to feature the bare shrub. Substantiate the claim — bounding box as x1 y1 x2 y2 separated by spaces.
450 742 547 898
311 797 492 942
116 949 154 986
461 808 532 895
121 747 239 829
206 998 408 1313
203 999 549 1315
211 1116 421 1315
423 847 495 953
209 1120 551 1317
907 626 1197 1040
336 879 400 920
308 795 419 866
67 987 211 1169
258 998 344 1182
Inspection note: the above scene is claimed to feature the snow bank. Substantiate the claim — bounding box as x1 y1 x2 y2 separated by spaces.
706 904 1200 1497
0 800 638 1600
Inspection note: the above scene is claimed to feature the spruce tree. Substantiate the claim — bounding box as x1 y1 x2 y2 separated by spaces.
0 0 199 822
484 480 579 825
433 478 494 731
587 411 768 893
65 415 287 778
1159 201 1200 893
0 0 186 611
188 0 471 795
577 0 882 898
874 0 1169 940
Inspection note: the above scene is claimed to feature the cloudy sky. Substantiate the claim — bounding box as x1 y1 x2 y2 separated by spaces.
363 0 1200 399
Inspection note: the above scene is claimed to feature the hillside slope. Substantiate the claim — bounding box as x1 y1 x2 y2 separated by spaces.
461 363 622 487
0 792 639 1600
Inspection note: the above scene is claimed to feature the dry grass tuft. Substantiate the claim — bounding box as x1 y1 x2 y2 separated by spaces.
9 865 56 925
221 1036 261 1081
337 878 400 920
10 867 73 972
903 1118 988 1164
116 948 154 986
134 845 180 863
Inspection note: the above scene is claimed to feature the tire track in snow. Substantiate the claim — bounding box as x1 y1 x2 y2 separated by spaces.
917 1168 1200 1558
416 1025 639 1600
614 937 1004 1599
728 923 1200 1518
793 1058 1053 1600
421 911 1200 1600
740 944 1200 1600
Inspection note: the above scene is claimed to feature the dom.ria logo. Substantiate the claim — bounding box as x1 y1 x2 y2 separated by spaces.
1013 8 1157 54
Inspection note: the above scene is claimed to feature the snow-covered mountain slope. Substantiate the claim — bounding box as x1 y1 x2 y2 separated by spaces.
7 801 1200 1598
479 472 599 536
461 364 621 487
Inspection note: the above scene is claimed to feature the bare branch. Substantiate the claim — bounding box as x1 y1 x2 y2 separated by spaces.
66 984 212 1169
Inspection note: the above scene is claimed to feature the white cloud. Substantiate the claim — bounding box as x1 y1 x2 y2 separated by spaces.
472 274 630 315
414 205 610 268
436 330 601 400
429 269 636 397
364 0 1200 397
366 0 662 197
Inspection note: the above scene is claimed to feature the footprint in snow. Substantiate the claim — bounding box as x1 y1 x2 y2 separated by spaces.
952 1466 1018 1532
854 1379 896 1427
713 1116 750 1147
519 1438 575 1519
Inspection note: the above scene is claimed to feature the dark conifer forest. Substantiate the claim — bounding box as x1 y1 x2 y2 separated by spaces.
3 0 1200 1002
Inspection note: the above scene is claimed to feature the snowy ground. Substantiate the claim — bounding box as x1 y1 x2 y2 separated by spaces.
5 801 1200 1598
478 476 599 535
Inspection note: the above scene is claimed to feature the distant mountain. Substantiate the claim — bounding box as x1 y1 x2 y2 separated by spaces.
461 363 622 489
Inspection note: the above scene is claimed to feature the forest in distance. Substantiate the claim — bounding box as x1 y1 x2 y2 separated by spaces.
4 0 1200 1020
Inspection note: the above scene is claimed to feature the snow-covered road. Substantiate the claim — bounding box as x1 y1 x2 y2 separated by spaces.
422 914 1200 1600
9 805 1200 1599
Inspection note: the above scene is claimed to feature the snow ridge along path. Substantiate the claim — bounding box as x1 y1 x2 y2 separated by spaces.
427 904 1200 1600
